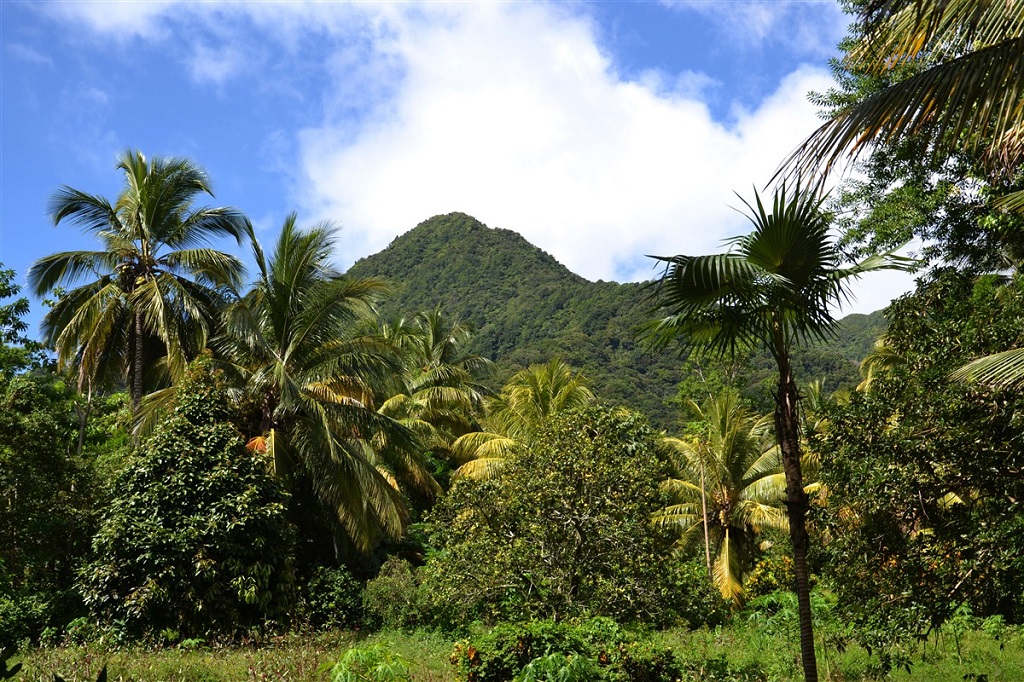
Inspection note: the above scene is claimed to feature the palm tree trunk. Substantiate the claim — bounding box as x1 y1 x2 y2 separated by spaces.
133 308 144 410
774 352 818 682
700 459 713 579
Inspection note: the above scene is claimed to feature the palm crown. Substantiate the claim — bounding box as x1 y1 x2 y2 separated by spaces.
219 214 434 554
28 149 247 408
647 186 911 359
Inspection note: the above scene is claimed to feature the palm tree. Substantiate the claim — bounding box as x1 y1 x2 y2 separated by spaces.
790 1 1023 209
857 337 904 391
28 149 248 409
378 306 491 440
647 184 911 682
488 358 594 439
655 391 789 603
219 214 435 554
451 358 594 479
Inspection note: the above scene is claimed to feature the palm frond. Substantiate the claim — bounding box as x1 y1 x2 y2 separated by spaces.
950 346 1024 387
452 457 507 481
713 529 745 603
787 0 1024 179
26 250 122 295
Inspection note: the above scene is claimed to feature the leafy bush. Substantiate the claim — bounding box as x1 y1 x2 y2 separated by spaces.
657 557 731 629
79 357 297 638
514 651 606 682
817 271 1024 667
0 590 47 649
0 369 117 647
362 557 426 631
423 407 677 626
330 643 412 682
449 618 681 682
305 565 364 631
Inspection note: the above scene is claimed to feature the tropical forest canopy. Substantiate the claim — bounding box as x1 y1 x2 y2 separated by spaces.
4 3 1024 682
348 211 887 428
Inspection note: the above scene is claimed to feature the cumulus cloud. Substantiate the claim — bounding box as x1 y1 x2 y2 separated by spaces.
296 4 834 281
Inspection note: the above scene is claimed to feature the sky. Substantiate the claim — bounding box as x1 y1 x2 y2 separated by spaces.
0 0 916 337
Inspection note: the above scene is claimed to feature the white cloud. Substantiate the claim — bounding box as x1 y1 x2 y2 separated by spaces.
40 1 175 40
187 42 246 86
7 42 53 67
295 6 836 280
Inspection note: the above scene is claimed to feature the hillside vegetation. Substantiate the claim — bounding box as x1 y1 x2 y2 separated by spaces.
349 212 886 427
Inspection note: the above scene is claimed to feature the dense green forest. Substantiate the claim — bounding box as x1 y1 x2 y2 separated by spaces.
349 211 886 427
4 3 1024 681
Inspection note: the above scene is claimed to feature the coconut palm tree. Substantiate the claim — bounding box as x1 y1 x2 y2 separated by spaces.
857 337 904 391
451 358 594 479
219 214 435 554
647 184 911 682
28 150 248 409
379 306 491 439
790 0 1023 209
655 391 788 603
488 358 594 439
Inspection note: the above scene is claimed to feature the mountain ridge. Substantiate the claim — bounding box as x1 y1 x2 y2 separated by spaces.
349 212 885 428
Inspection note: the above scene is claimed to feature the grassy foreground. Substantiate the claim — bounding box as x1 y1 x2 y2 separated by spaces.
11 625 1024 681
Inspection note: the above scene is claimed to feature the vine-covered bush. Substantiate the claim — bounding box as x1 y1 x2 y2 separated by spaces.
79 357 297 638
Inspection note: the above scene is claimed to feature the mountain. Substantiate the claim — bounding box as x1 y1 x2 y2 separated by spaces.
348 212 885 429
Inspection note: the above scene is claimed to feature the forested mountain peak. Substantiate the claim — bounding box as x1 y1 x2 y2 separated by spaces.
349 213 885 428
350 212 587 328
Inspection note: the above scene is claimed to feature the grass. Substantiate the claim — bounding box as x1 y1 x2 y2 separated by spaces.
13 631 452 682
11 624 1024 681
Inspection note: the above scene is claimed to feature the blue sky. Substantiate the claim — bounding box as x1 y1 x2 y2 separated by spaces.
1 0 915 336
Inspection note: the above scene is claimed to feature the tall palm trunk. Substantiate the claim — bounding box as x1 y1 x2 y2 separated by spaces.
700 460 713 579
774 350 818 682
133 308 144 410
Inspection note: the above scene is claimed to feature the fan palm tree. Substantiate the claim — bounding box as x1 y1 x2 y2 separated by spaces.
28 150 247 409
647 184 911 682
451 358 594 479
655 391 789 603
219 214 435 554
790 0 1024 209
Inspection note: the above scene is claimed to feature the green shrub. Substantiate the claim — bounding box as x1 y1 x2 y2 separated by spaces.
657 557 731 629
424 407 678 626
450 618 681 682
514 651 606 682
79 358 297 639
0 591 47 649
362 558 423 631
305 565 364 631
330 643 412 681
